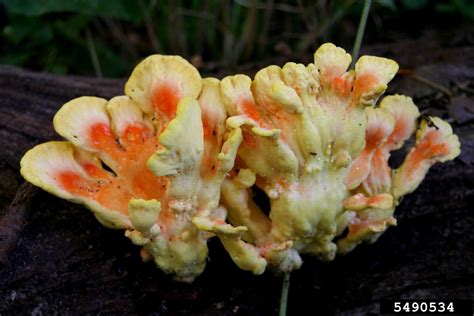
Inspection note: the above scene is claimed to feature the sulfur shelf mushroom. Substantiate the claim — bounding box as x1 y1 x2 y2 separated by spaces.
214 43 460 275
20 43 460 281
20 56 242 282
338 96 460 253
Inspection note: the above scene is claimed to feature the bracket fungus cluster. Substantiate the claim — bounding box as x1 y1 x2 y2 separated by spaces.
20 43 460 282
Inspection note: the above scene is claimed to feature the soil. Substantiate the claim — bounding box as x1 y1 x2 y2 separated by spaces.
0 20 473 315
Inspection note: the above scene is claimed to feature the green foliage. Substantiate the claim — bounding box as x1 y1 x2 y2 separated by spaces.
435 0 474 20
0 0 357 77
0 0 142 76
0 0 142 21
397 0 474 19
400 0 428 10
0 0 471 78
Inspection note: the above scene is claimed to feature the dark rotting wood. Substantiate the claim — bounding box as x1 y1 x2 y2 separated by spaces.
0 182 37 265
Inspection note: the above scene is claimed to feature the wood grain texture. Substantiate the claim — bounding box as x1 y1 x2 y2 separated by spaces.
0 37 473 315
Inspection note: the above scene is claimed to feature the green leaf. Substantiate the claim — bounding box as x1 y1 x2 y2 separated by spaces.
0 0 142 22
400 0 428 10
375 0 396 11
435 0 474 19
0 52 31 65
94 41 129 77
453 0 474 19
2 15 53 44
53 15 91 42
435 3 456 13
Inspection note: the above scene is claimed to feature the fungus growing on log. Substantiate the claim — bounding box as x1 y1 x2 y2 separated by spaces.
20 43 460 281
